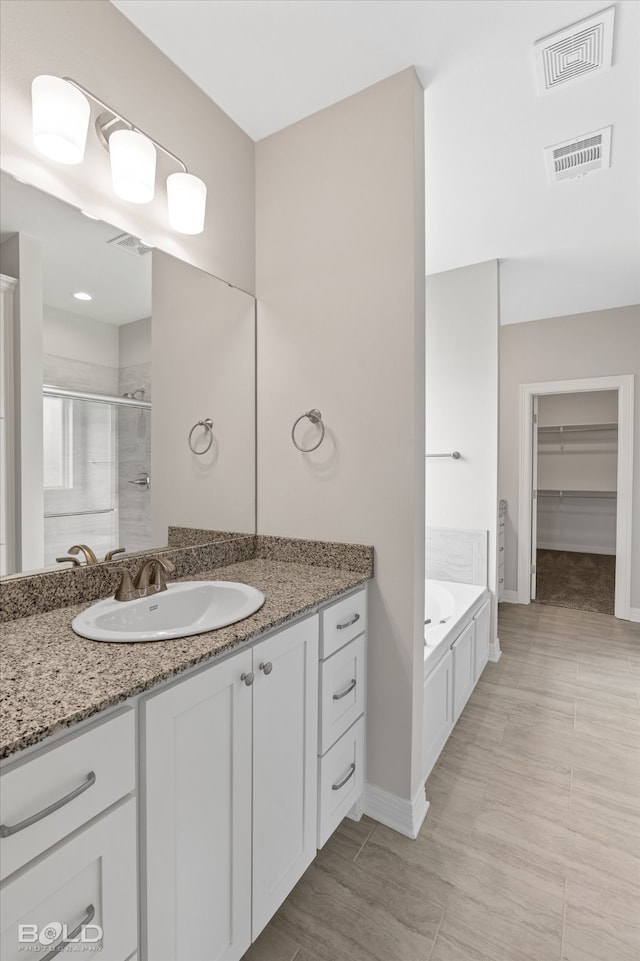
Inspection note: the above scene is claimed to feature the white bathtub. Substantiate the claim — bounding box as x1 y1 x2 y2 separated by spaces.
424 579 488 677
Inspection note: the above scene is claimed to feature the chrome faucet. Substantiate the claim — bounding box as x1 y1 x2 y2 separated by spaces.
133 556 175 597
68 544 98 565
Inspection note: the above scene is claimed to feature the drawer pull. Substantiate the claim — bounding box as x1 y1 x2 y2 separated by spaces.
0 771 96 838
332 762 356 791
259 661 273 675
41 904 96 961
333 678 357 700
336 613 360 630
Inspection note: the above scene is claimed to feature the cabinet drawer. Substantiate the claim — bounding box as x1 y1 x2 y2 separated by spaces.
320 588 366 659
0 797 137 961
317 716 364 849
319 634 365 755
0 708 135 881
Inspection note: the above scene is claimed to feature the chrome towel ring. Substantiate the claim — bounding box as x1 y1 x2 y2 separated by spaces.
188 418 214 454
291 409 325 452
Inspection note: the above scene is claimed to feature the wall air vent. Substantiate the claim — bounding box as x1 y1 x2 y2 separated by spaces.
107 233 153 256
544 127 612 184
534 6 615 93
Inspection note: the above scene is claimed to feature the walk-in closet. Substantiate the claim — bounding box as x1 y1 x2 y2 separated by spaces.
534 390 618 614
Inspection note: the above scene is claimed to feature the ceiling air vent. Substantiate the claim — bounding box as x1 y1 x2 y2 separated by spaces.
107 233 153 256
534 6 615 93
544 127 612 184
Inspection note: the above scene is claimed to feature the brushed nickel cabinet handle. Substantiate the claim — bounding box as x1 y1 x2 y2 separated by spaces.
333 678 356 700
241 672 254 686
259 661 273 675
336 613 360 630
0 772 96 838
332 762 356 791
41 904 96 961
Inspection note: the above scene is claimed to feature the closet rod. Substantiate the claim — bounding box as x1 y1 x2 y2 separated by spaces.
538 489 617 499
537 423 618 434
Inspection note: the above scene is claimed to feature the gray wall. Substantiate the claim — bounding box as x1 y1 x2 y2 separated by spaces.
256 68 426 804
499 305 640 609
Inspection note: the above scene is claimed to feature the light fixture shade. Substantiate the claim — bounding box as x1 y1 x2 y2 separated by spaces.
167 172 207 234
109 129 156 203
31 75 90 164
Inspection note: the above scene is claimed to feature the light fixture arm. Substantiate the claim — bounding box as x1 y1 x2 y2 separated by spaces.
62 77 188 173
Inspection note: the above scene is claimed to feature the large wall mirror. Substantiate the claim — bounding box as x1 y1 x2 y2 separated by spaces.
0 171 256 577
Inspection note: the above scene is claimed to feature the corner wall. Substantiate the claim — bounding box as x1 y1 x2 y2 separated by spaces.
499 305 640 611
255 68 426 807
425 261 500 641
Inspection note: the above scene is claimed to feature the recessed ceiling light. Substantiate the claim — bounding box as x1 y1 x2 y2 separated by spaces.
80 209 100 220
73 291 93 301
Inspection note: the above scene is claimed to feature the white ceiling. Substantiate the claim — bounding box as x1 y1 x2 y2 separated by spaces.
111 0 640 324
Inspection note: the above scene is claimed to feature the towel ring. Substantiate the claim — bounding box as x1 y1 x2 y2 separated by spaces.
188 418 214 455
291 409 325 452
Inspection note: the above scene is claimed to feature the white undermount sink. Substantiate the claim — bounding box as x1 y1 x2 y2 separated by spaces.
72 581 266 643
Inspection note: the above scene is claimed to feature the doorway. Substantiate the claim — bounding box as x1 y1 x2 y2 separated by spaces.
517 375 634 621
532 390 618 614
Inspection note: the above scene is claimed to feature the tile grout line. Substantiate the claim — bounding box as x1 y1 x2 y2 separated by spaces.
353 823 377 863
426 909 447 961
568 767 573 812
559 877 568 960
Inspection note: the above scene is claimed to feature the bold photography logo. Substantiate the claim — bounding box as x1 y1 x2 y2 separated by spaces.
18 920 103 949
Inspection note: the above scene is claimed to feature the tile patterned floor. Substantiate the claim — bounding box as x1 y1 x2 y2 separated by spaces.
242 603 640 961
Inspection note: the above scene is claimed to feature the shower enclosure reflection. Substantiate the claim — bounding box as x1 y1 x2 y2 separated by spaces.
43 386 152 566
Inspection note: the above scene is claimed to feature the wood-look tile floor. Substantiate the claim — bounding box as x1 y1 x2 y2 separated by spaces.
242 603 640 961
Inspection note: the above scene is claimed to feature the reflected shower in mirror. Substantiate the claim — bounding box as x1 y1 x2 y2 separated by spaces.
0 171 256 577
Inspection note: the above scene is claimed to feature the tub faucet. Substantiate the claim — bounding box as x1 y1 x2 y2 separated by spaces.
68 544 98 565
134 556 175 597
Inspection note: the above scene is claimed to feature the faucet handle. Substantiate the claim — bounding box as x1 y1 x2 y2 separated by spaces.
104 547 126 562
56 555 81 567
105 564 137 602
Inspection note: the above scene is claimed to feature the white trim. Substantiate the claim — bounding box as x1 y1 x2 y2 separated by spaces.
629 608 640 624
361 782 429 839
500 590 519 604
488 640 502 662
517 375 634 621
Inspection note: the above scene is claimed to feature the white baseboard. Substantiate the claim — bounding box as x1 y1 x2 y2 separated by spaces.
629 608 640 623
488 639 502 662
500 590 519 604
536 541 615 556
361 782 429 839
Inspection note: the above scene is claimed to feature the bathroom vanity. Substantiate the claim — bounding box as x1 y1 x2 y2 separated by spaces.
0 543 370 961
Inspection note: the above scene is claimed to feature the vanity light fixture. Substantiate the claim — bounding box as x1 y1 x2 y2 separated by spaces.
31 75 207 234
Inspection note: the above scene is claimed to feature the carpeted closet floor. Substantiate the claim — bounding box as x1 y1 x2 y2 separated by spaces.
535 549 616 615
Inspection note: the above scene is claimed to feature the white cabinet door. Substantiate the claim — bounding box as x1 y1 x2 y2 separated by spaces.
452 621 476 722
474 598 492 681
423 650 453 780
251 616 319 941
143 650 253 961
1 798 137 961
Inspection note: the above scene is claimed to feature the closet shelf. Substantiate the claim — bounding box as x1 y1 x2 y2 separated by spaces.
537 423 618 434
538 489 617 499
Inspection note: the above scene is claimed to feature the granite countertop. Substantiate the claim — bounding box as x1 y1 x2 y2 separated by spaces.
0 558 369 760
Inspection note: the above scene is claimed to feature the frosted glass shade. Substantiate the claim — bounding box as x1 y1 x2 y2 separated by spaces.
32 76 90 165
109 129 156 203
167 172 207 234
